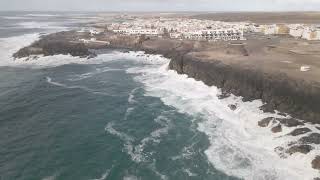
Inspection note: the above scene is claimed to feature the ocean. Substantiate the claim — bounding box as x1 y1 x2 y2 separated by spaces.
0 12 318 180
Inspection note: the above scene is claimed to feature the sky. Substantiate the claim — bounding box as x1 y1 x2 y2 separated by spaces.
1 0 320 11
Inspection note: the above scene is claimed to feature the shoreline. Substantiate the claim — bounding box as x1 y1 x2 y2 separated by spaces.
10 30 320 173
13 30 320 124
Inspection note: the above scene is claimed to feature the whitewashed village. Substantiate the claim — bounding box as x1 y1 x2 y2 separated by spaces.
90 17 320 41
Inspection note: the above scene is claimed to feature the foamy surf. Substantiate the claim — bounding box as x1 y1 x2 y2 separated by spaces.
90 167 112 180
123 52 320 180
0 33 40 66
17 21 66 30
0 36 168 68
24 14 60 17
2 31 320 179
46 76 113 96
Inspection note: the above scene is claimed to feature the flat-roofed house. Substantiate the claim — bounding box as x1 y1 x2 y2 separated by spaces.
289 27 304 38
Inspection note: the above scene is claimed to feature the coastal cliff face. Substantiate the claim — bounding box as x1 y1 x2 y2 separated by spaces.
13 31 320 123
168 53 320 123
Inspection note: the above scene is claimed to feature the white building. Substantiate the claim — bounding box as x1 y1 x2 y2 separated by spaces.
289 28 304 38
317 30 320 40
170 32 182 39
110 18 247 41
302 28 318 40
113 28 163 37
183 29 244 41
263 25 278 35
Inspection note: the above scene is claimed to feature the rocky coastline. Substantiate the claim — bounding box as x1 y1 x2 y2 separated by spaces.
13 30 320 172
13 31 320 124
168 53 320 123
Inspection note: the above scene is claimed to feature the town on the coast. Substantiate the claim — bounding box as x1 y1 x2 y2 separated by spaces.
98 17 320 41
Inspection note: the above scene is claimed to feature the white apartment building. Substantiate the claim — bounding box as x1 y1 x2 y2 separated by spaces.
288 25 320 40
183 29 244 41
317 30 320 40
263 25 278 35
111 18 247 41
302 28 318 40
289 28 304 38
113 28 163 36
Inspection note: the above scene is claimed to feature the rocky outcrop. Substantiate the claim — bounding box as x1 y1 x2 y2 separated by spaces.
286 144 313 155
271 124 282 133
13 31 103 58
13 40 93 58
168 54 320 123
288 128 311 136
228 104 237 111
312 156 320 170
258 117 274 127
300 133 320 144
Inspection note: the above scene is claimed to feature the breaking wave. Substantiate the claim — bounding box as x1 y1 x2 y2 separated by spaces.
124 52 320 180
24 14 60 17
17 21 66 30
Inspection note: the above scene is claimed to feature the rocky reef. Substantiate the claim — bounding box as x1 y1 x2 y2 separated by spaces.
13 31 102 59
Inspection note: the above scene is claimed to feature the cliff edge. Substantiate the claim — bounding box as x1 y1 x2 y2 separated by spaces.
13 31 320 123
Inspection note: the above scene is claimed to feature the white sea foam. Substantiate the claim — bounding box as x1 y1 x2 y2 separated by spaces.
68 67 122 81
0 34 167 68
124 53 320 180
105 112 172 165
17 21 66 30
123 175 139 180
46 76 111 96
105 122 146 163
139 114 172 148
183 168 197 177
41 175 56 180
128 88 139 104
123 88 140 120
90 167 112 180
1 16 31 20
0 33 40 66
24 14 60 17
123 107 135 121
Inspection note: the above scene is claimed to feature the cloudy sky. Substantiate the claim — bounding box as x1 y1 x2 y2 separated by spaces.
1 0 320 11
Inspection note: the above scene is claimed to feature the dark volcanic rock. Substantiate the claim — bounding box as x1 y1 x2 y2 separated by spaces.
277 118 304 127
13 31 96 59
260 104 276 113
300 133 320 144
14 40 93 58
217 91 231 99
286 144 313 155
258 117 274 127
277 112 287 116
288 128 311 136
228 104 237 111
312 156 320 170
169 54 320 124
271 124 282 133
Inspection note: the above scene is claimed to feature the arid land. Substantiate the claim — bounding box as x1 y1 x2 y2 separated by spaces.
191 12 320 24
